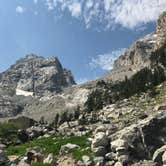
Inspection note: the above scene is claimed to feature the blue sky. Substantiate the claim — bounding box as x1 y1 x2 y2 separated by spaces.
0 0 165 83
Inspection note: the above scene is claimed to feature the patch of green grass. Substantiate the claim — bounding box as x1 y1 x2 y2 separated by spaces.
6 136 93 161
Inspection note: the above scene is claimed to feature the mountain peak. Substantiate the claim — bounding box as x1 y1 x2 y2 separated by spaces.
0 55 76 96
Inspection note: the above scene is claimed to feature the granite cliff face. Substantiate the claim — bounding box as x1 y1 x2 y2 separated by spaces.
0 55 76 96
109 11 166 82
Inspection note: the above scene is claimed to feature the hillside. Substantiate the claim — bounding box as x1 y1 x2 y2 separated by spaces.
0 11 165 166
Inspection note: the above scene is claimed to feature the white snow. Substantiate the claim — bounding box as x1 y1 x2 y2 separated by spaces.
16 89 33 96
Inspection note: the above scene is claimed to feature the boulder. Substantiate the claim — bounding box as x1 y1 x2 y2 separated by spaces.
94 126 107 134
60 143 80 154
162 151 166 164
92 146 107 156
111 139 128 152
114 162 123 166
105 160 115 166
105 152 116 161
26 146 44 164
152 145 166 163
0 150 9 165
0 144 7 150
43 153 56 165
93 157 104 166
82 155 93 166
92 132 108 148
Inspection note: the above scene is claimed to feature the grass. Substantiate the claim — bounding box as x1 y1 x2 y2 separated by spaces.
0 122 19 142
6 136 93 161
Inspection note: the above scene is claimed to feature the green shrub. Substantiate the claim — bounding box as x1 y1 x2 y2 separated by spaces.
0 122 19 141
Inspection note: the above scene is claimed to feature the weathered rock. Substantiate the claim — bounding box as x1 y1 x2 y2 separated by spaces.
8 155 20 164
60 143 80 154
82 155 93 166
94 126 107 134
43 153 56 165
105 152 116 161
92 132 108 148
152 145 166 163
114 161 123 166
111 139 128 152
0 144 7 150
117 155 129 164
93 157 104 166
26 146 44 164
105 161 115 166
0 150 9 165
0 95 22 118
92 146 107 156
131 160 158 166
162 151 166 164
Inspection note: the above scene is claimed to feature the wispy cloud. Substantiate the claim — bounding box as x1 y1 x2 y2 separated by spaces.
16 6 26 14
42 0 166 30
90 48 126 71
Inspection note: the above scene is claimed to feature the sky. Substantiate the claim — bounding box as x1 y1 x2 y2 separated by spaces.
0 0 166 84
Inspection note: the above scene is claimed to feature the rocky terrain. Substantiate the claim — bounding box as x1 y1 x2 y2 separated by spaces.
0 11 165 166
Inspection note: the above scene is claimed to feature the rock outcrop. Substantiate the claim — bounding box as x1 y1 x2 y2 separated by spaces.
108 11 166 82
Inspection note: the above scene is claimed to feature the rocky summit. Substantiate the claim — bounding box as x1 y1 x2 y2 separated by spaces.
0 54 75 96
0 11 166 166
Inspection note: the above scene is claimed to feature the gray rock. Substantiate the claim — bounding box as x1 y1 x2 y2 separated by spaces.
0 150 9 165
92 146 107 157
111 139 128 152
105 152 116 161
93 157 104 166
43 153 56 165
0 95 22 118
105 161 115 166
92 132 108 148
163 151 166 165
152 145 166 163
82 155 93 166
0 144 7 150
26 146 44 164
114 161 123 166
60 143 80 154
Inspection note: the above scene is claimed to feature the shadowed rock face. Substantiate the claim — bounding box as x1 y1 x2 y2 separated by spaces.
0 96 22 118
0 54 76 96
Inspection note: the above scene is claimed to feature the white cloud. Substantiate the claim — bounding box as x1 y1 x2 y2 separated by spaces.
42 0 166 30
90 48 126 71
16 6 26 14
68 2 82 17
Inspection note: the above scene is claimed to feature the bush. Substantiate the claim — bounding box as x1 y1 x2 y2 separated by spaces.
0 122 19 142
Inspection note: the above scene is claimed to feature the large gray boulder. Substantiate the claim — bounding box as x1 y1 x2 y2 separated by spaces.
60 143 80 154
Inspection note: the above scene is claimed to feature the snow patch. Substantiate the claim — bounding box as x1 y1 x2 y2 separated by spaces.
16 89 33 96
